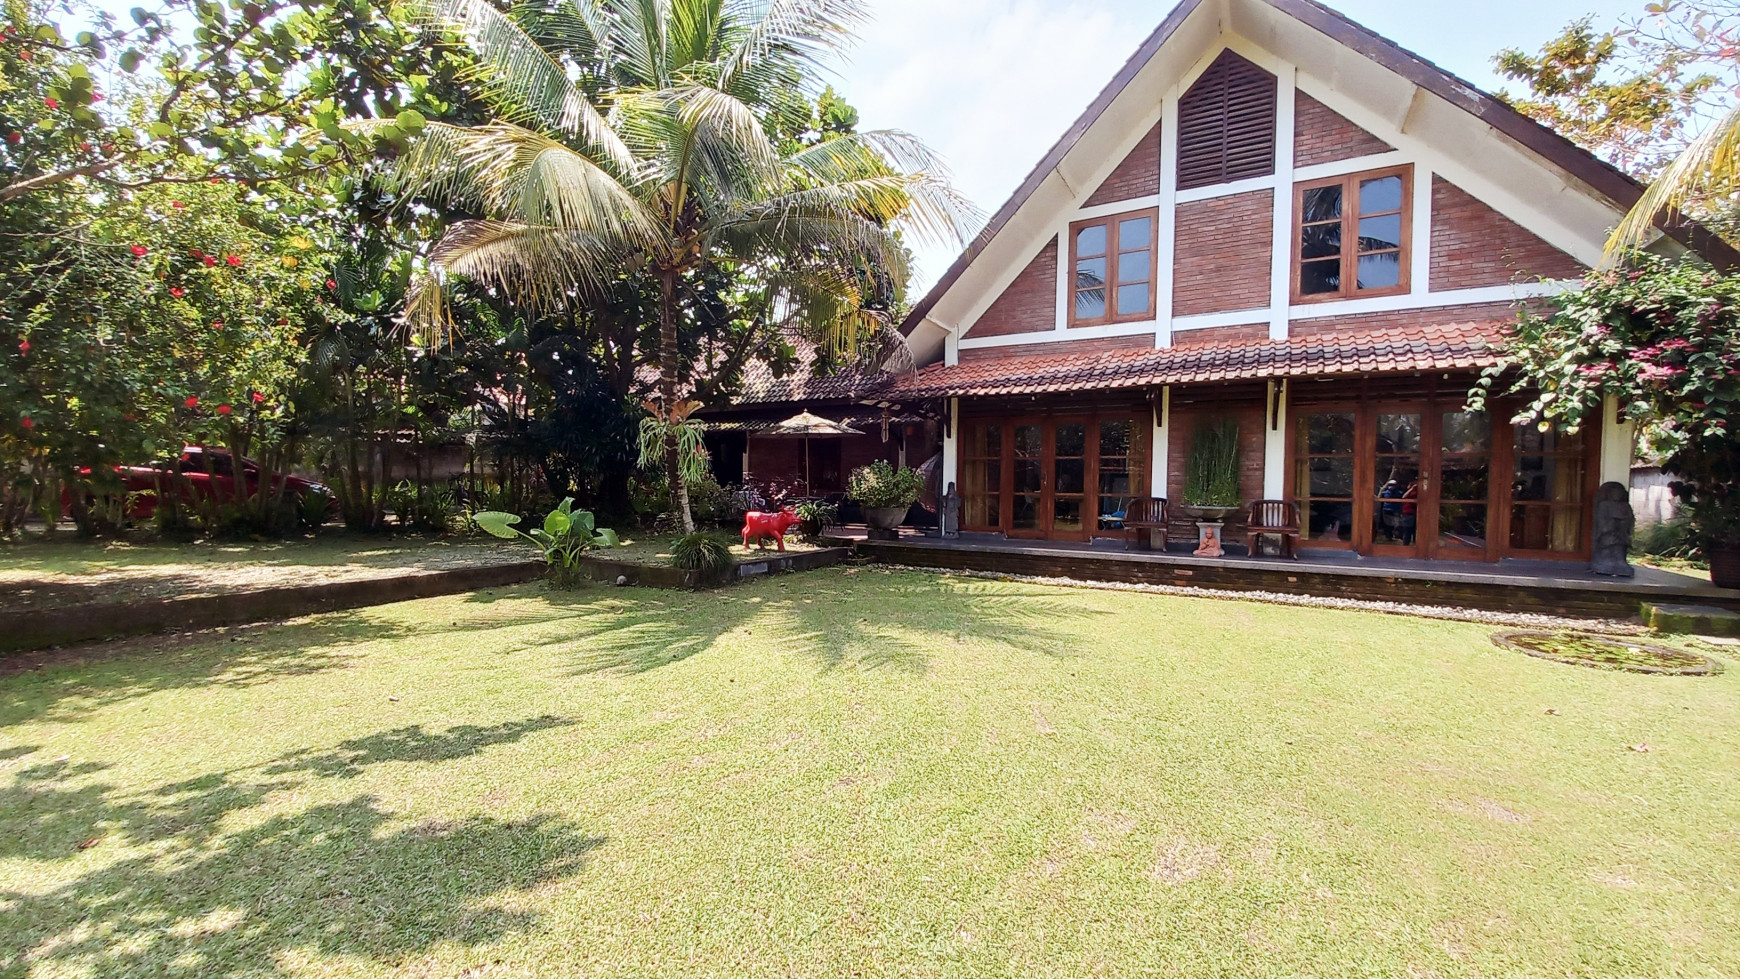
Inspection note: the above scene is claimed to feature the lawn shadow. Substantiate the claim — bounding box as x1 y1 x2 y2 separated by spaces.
265 715 576 779
0 720 603 977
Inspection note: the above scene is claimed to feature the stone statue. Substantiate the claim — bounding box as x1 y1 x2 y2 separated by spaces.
1591 480 1636 578
938 481 961 539
1193 523 1224 558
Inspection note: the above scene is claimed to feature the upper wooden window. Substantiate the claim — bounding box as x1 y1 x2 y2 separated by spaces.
1177 50 1278 190
1293 165 1412 302
1069 209 1157 326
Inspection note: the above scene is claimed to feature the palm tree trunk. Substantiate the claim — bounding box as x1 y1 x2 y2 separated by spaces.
659 269 695 533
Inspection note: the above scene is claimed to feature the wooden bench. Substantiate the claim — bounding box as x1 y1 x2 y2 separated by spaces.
1246 500 1301 559
1122 497 1169 551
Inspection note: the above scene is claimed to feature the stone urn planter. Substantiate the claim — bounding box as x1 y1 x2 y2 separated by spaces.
1710 543 1740 590
863 506 909 533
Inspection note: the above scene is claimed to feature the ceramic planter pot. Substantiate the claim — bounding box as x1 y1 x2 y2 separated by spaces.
863 506 909 531
1709 544 1740 590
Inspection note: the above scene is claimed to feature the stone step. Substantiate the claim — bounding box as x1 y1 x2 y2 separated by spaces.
1645 603 1740 638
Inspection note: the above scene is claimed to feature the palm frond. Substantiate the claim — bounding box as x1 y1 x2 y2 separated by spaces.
510 0 607 68
405 0 635 172
402 219 619 344
715 0 867 99
605 0 671 87
1606 101 1740 264
380 122 659 244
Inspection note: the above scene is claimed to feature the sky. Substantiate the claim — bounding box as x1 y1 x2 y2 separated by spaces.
829 0 1643 289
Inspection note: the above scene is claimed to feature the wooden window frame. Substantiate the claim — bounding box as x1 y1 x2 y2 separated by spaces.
1291 164 1413 304
1067 208 1159 328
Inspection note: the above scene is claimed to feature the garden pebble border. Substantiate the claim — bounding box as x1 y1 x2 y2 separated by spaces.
877 563 1651 634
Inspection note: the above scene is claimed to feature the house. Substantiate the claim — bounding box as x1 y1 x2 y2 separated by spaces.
862 0 1736 563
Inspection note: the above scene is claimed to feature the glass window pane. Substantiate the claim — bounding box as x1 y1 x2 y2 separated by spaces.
1511 505 1582 552
1055 458 1085 495
1076 288 1106 320
971 424 1001 458
1100 420 1132 458
1303 185 1342 222
1307 413 1355 454
1376 414 1421 454
1306 500 1354 542
1309 457 1355 496
1357 252 1400 289
1300 258 1340 294
1301 222 1341 260
981 460 1000 493
1358 214 1402 252
1117 250 1150 284
1373 478 1420 545
1440 412 1489 453
1513 452 1585 504
1014 459 1042 494
1076 256 1106 289
1098 493 1132 531
1016 425 1042 456
1119 216 1152 249
1359 175 1403 213
1098 468 1132 496
1375 459 1421 499
1439 503 1487 549
1440 458 1489 502
1053 497 1083 532
1012 495 1039 530
1076 224 1106 256
1116 283 1150 315
1055 423 1086 457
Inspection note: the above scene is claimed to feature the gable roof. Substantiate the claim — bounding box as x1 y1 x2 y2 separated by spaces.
887 320 1504 398
901 0 1738 344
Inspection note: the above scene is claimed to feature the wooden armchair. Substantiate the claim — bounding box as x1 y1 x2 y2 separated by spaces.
1122 497 1168 552
1246 500 1301 559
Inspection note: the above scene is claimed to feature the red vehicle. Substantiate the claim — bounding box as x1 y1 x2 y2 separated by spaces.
67 446 335 521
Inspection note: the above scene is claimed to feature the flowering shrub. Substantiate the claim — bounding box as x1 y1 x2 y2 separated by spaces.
1472 255 1740 546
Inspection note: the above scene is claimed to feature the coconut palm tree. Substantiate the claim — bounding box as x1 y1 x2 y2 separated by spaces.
382 0 974 531
1607 102 1740 261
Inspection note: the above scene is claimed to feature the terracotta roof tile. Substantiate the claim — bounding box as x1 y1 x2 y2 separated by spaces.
884 321 1506 399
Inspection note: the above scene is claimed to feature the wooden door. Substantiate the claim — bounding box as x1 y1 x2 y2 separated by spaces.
1427 409 1495 560
1367 408 1426 558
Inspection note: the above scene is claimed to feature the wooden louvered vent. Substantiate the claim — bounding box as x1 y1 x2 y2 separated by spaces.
1177 51 1278 191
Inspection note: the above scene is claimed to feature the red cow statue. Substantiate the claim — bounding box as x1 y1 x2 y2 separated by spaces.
742 508 802 551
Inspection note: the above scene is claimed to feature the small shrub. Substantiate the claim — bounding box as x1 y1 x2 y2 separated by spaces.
848 461 923 509
792 500 838 540
474 498 621 588
670 531 737 584
299 487 334 530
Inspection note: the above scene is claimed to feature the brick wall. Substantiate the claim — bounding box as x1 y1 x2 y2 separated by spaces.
959 333 1154 362
1085 123 1161 207
1171 322 1268 346
1431 177 1584 288
965 237 1057 338
1165 407 1268 546
1289 301 1518 337
1293 92 1392 168
1173 190 1272 316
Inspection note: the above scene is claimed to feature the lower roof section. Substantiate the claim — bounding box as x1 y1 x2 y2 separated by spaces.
886 321 1506 399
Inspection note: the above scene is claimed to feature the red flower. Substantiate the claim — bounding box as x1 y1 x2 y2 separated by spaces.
18 48 29 60
325 279 337 290
19 417 32 430
209 177 221 184
43 97 58 110
79 141 92 152
130 245 148 257
123 413 136 422
17 339 28 356
225 254 241 267
251 392 265 404
6 132 20 145
211 320 223 331
184 396 199 408
90 93 103 104
202 255 217 267
169 287 185 298
189 249 203 259
217 404 232 416
171 201 184 210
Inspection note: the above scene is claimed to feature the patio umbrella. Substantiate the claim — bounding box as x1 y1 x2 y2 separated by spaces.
761 410 863 497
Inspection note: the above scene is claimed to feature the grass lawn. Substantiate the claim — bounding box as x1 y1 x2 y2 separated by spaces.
604 531 828 566
3 568 1738 977
0 533 520 611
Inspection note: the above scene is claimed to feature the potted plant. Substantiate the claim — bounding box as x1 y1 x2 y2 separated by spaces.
1180 419 1242 520
792 499 838 541
848 461 923 534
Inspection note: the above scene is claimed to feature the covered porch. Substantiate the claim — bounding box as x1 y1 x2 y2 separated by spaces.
838 528 1737 620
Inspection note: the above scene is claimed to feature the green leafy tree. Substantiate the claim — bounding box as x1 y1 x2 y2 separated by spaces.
1470 255 1740 550
383 0 973 533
